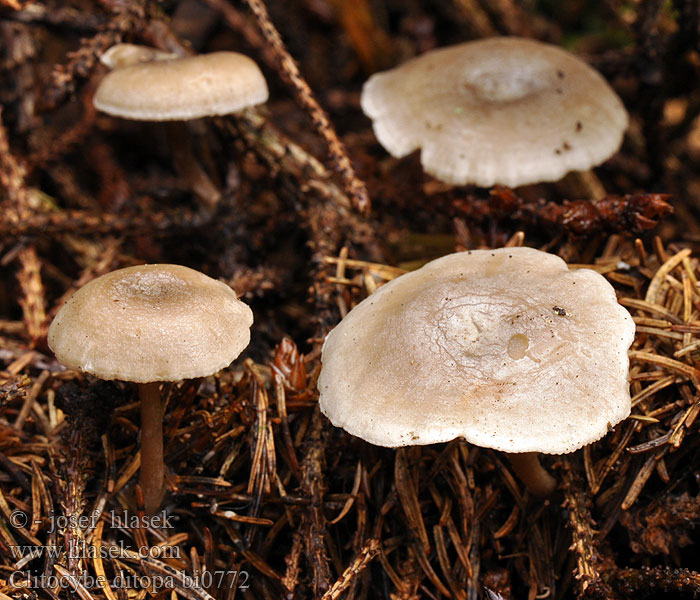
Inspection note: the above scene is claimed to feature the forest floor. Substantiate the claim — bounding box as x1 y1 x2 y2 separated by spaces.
1 1 700 599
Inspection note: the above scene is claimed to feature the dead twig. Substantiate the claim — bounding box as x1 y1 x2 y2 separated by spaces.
320 538 380 600
242 0 371 214
299 407 331 596
560 457 616 598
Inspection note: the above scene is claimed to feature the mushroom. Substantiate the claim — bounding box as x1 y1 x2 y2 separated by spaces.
361 37 628 189
48 264 253 513
99 43 179 70
94 51 269 120
93 51 269 209
318 247 635 496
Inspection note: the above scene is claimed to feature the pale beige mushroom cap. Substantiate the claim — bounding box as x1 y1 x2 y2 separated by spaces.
318 247 635 453
93 51 269 121
361 37 629 187
48 264 253 383
100 43 179 70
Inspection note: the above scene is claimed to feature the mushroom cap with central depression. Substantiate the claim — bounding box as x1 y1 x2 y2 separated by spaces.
48 264 253 383
318 247 635 453
361 37 629 187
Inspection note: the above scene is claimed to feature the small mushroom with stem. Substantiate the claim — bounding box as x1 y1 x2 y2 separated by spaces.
361 37 628 197
48 264 253 514
317 247 635 497
93 51 269 210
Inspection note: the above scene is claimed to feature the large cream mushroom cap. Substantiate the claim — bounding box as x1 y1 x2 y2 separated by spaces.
48 264 253 383
361 37 629 187
93 51 269 121
318 247 635 453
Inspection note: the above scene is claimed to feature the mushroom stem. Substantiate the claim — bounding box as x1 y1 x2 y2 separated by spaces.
505 452 557 497
166 123 221 211
559 170 606 200
138 382 164 515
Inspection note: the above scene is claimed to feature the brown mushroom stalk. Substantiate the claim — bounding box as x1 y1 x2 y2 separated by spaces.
560 170 607 201
167 123 221 211
505 452 557 498
139 381 165 515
